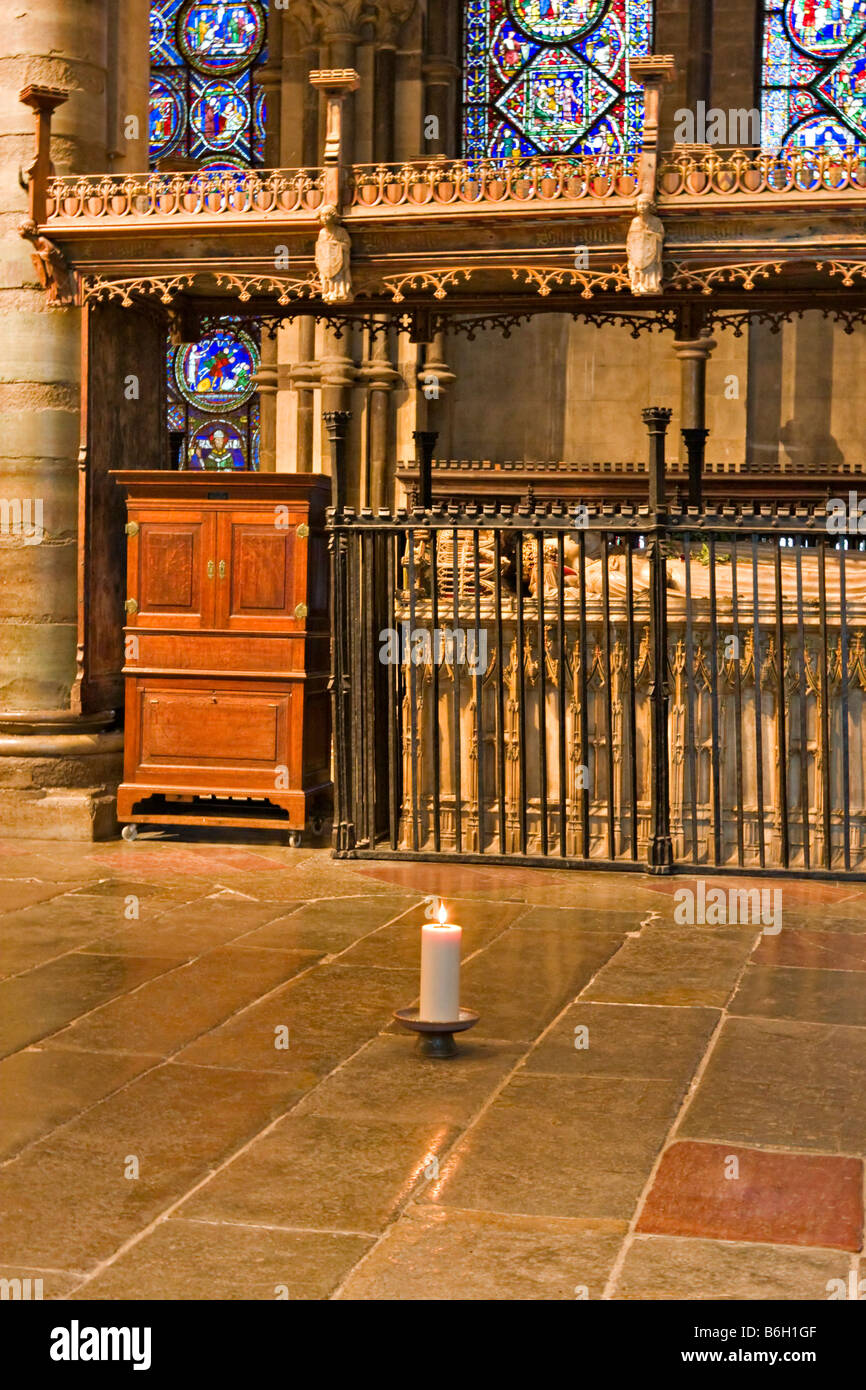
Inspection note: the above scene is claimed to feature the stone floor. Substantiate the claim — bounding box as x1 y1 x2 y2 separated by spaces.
0 834 863 1301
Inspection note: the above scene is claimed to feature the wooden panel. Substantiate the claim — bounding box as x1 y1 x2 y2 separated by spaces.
217 510 307 630
131 512 215 629
141 688 283 765
124 631 304 675
78 304 166 714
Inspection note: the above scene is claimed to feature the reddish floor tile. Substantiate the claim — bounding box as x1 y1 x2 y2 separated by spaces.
753 929 866 972
637 1141 863 1251
351 863 523 895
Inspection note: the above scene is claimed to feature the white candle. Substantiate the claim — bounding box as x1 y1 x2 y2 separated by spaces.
419 903 462 1022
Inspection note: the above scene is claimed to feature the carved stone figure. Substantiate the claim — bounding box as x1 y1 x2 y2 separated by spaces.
626 195 665 296
19 219 77 306
315 204 352 303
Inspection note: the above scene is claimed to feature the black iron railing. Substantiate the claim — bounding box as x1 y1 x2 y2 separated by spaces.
329 499 866 879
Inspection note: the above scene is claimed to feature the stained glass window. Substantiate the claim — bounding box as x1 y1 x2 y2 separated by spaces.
463 1 655 161
167 325 262 471
761 1 866 153
150 1 268 167
152 4 267 469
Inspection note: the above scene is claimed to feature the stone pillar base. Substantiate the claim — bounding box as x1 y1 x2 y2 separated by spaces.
0 786 120 840
0 716 123 839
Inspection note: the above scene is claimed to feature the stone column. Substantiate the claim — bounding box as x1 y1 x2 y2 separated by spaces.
422 0 459 156
256 1 284 168
279 5 321 470
109 0 151 172
312 10 364 497
630 56 677 199
673 308 717 504
254 336 278 472
360 321 400 508
372 2 417 161
0 0 133 836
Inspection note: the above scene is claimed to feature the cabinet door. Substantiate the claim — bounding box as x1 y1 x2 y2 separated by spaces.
129 511 216 630
215 510 307 632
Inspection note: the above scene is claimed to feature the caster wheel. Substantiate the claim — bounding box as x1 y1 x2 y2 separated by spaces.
121 823 138 842
287 830 303 849
310 816 325 837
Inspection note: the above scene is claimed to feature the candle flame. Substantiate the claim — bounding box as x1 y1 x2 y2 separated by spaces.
437 903 448 926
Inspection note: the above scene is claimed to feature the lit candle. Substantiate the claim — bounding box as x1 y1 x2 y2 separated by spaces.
419 903 462 1023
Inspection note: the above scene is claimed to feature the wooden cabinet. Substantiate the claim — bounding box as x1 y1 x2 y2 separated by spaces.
112 472 331 842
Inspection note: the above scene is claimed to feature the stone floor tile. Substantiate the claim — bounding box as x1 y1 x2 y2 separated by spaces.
0 879 79 915
0 1047 153 1160
636 1141 863 1251
387 899 528 931
336 1207 624 1301
583 927 754 1008
351 862 667 910
72 1218 372 1301
239 894 420 954
461 927 624 1042
79 897 304 959
679 1017 866 1155
0 1062 306 1270
753 929 866 972
41 946 319 1058
337 920 509 971
0 895 170 978
525 1002 719 1079
0 953 181 1058
181 1114 458 1235
427 1072 683 1221
175 963 417 1078
295 1035 523 1127
730 964 866 1028
511 906 641 933
613 1235 853 1300
0 1265 84 1299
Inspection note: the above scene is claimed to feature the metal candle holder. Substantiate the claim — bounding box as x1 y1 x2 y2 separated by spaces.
394 1006 479 1059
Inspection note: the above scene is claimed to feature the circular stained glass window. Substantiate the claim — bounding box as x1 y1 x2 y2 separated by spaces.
508 0 608 44
178 0 266 76
190 79 251 152
149 74 186 159
175 328 259 412
187 418 248 470
786 0 866 58
784 113 860 153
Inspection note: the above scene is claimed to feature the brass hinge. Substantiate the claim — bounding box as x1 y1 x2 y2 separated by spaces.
125 521 139 537
296 522 309 539
125 598 138 615
294 602 308 620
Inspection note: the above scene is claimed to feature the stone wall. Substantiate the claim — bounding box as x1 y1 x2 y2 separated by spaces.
0 0 149 837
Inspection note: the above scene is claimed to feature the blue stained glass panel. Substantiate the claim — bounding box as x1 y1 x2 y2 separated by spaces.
151 0 184 64
175 328 259 412
179 2 266 75
187 418 248 470
149 74 186 158
190 77 252 159
149 0 268 166
463 0 654 161
761 0 866 150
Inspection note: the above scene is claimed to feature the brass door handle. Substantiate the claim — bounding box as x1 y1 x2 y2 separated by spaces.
296 522 309 539
125 598 138 615
218 560 226 579
207 560 215 579
294 602 308 620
